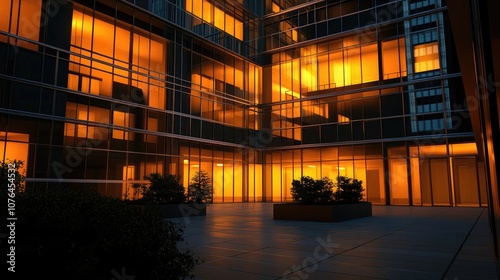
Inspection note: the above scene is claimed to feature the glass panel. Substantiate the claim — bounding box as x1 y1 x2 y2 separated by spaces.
361 44 379 83
282 164 293 202
223 162 233 202
366 159 385 204
234 161 243 202
389 157 409 205
382 38 407 79
213 162 223 202
410 157 422 205
414 42 440 73
0 0 42 50
430 158 451 206
345 47 361 85
354 160 366 200
321 161 338 183
452 158 479 206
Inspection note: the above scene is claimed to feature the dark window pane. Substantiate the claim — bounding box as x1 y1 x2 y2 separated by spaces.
382 118 405 138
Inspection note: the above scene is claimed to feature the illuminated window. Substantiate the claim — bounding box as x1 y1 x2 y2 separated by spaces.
0 0 42 51
185 0 243 40
382 38 407 79
113 111 135 140
145 116 158 143
338 114 350 124
0 132 29 178
64 103 109 139
70 9 167 109
414 42 440 73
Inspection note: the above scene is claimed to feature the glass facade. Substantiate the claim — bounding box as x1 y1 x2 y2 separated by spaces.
0 0 487 206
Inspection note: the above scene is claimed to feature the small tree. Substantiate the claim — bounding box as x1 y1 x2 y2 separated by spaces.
188 170 213 204
133 173 186 204
334 176 364 203
291 176 334 204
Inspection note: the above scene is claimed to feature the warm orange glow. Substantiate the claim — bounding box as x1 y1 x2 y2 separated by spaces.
122 165 137 200
0 132 29 177
70 9 166 108
64 102 109 139
272 3 280 13
414 42 440 72
382 38 407 79
388 158 409 205
0 0 41 51
418 144 447 157
185 0 243 40
112 111 135 140
450 143 478 155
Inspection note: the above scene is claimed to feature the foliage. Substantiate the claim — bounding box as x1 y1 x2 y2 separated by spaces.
291 175 365 204
333 175 365 203
0 159 25 191
187 170 213 204
291 176 334 204
132 173 186 204
15 188 201 280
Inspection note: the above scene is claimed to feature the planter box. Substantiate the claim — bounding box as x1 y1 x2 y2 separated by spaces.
130 203 207 218
273 202 372 222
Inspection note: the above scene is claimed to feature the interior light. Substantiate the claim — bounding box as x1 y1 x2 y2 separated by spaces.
216 163 224 167
183 159 189 164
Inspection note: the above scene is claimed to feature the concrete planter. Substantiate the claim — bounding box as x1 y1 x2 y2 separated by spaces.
273 202 372 222
130 203 207 218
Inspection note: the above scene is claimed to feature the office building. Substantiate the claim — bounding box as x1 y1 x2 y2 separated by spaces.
0 0 489 207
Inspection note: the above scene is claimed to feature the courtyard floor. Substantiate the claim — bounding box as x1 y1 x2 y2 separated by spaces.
171 204 498 280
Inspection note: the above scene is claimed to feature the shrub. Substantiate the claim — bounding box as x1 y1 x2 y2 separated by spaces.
187 170 213 204
133 173 186 204
334 175 365 203
291 176 334 204
15 188 201 280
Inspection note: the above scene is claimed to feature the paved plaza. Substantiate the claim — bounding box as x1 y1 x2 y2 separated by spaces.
172 204 498 280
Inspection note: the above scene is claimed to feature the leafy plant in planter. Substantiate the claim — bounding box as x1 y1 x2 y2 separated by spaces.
333 175 365 203
132 173 186 204
131 173 207 218
187 170 213 204
291 176 334 204
275 175 371 222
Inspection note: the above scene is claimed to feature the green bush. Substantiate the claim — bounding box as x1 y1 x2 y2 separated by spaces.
291 176 334 204
15 189 201 280
334 175 365 203
133 173 186 204
187 170 213 204
290 175 365 204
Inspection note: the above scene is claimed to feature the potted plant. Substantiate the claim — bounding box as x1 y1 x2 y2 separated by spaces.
187 170 213 204
273 175 372 222
130 173 207 218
